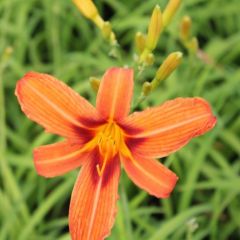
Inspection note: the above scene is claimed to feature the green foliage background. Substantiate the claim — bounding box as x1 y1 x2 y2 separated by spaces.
1 0 240 239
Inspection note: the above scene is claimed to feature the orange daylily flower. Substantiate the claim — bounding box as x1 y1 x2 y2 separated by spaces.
15 67 216 240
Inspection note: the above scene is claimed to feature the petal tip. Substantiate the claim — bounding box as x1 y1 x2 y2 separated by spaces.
33 149 47 177
155 173 179 199
15 77 24 98
15 71 36 97
97 67 134 121
209 115 217 129
194 97 215 114
105 67 134 81
23 71 41 79
199 98 217 129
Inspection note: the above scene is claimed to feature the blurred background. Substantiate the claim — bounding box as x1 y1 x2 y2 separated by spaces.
0 0 240 239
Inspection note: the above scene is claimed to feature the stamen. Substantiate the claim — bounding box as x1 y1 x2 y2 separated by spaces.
94 122 124 177
96 140 113 177
96 155 108 176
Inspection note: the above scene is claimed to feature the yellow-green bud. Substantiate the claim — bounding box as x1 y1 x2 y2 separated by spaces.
146 5 162 51
145 53 155 66
180 16 192 42
89 77 100 92
142 81 152 96
188 37 199 53
135 32 146 54
73 0 104 28
2 47 13 60
102 22 112 39
163 0 181 28
100 21 117 45
152 51 183 90
110 32 117 45
73 0 98 19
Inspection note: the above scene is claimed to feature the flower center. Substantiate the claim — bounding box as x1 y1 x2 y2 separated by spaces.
95 123 123 176
97 123 121 155
83 122 131 176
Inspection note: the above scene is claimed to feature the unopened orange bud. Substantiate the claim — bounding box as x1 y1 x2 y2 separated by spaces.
146 5 162 51
152 51 182 90
180 16 192 41
163 0 181 27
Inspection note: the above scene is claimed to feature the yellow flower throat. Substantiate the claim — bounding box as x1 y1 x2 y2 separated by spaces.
86 122 129 176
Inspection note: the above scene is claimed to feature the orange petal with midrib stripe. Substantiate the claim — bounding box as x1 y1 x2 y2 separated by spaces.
121 97 217 158
121 153 178 198
96 67 134 121
34 140 89 177
69 150 120 240
15 72 104 139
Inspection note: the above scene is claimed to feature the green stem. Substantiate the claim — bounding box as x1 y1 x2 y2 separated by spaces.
132 94 146 111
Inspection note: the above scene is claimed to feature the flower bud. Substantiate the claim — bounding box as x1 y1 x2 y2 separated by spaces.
188 37 199 53
180 16 192 42
135 32 146 54
146 5 162 51
2 47 13 60
152 51 182 90
89 77 100 92
73 0 104 28
142 81 152 96
102 21 117 45
102 22 117 45
145 53 155 66
163 0 181 27
73 0 98 19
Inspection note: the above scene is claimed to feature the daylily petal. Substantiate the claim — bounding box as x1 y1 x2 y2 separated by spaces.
69 150 120 240
121 153 178 198
34 140 89 177
122 98 217 158
15 72 103 139
96 67 134 121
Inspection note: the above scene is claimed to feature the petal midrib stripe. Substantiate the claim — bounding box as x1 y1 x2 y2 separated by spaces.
36 141 95 164
109 71 122 120
132 114 211 138
86 177 103 240
37 148 84 164
131 158 171 189
28 84 84 128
